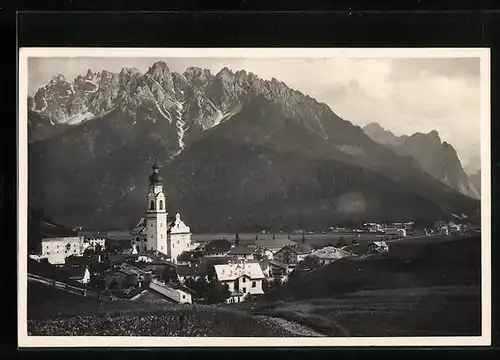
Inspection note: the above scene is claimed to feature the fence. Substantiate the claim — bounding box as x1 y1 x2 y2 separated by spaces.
28 273 99 299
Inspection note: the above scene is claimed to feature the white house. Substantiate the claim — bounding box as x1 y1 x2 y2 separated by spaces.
310 246 354 266
130 159 194 263
368 241 389 254
78 231 107 250
41 236 85 265
214 262 265 303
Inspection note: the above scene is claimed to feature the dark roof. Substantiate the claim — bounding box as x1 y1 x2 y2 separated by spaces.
269 259 288 269
63 266 88 279
110 254 138 264
65 255 89 266
204 239 232 255
255 238 298 249
199 256 236 267
168 282 196 294
176 264 207 277
177 250 203 262
228 246 255 255
291 244 314 254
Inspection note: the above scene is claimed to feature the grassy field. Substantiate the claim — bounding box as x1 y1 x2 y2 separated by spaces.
248 286 481 337
241 235 482 337
27 282 301 337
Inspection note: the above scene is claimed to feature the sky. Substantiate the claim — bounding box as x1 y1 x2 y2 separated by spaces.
28 56 481 169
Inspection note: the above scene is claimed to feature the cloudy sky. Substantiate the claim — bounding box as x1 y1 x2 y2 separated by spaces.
28 56 481 169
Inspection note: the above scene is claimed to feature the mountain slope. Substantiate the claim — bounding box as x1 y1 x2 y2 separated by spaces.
28 63 480 231
363 123 480 199
470 170 481 193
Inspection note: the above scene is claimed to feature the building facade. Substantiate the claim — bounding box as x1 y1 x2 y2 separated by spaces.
130 159 193 263
41 236 85 265
214 262 265 303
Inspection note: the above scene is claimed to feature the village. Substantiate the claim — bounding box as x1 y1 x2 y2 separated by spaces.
28 159 475 306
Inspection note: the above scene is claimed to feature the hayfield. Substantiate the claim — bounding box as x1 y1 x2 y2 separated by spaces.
250 286 481 336
245 235 483 336
26 282 304 337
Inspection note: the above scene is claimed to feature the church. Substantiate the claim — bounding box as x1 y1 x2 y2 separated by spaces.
130 158 193 264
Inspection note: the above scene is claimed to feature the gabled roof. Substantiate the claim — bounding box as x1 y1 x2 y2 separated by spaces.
255 238 298 249
228 246 255 255
177 250 203 263
118 262 151 276
276 244 313 255
310 246 354 260
214 263 265 282
168 282 196 294
290 244 314 254
268 259 288 269
176 264 207 277
204 239 232 255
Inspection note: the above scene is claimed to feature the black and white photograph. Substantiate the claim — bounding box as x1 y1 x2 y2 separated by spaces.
18 48 491 347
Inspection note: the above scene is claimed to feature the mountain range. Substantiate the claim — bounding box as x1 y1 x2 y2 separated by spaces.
27 61 480 232
362 123 480 199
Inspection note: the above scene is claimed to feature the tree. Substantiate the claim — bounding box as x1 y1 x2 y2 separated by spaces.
301 231 305 244
94 243 102 254
162 266 178 283
207 280 231 303
297 255 321 271
235 233 240 246
337 236 347 248
272 233 276 240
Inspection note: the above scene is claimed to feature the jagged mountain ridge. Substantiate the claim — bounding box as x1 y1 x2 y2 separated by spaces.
28 63 480 231
362 123 480 200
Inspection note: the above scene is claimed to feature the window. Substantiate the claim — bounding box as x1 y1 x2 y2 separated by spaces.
150 200 155 210
182 295 185 299
136 237 139 242
242 277 246 283
161 246 163 250
160 222 162 227
252 281 256 288
242 287 246 293
159 200 164 210
151 224 153 227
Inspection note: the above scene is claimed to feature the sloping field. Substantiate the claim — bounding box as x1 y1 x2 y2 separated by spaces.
249 235 482 336
26 282 311 336
252 285 481 336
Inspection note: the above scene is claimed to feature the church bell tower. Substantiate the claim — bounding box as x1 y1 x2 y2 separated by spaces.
145 158 168 254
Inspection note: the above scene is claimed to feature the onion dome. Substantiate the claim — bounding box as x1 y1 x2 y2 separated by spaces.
149 157 163 185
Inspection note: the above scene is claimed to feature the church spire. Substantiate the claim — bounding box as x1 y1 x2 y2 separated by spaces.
149 157 163 185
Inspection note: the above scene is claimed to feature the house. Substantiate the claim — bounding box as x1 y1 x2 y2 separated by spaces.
246 258 270 277
40 236 86 265
65 254 89 267
273 244 314 267
203 239 232 257
109 254 139 267
363 222 383 232
176 264 208 283
148 279 194 304
268 259 288 277
255 238 298 253
117 262 153 287
368 241 389 254
227 246 255 260
78 231 107 250
176 250 204 265
310 246 354 265
214 262 265 303
384 227 406 238
63 266 91 284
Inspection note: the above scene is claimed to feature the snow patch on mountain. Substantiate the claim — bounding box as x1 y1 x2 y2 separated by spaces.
154 100 172 123
66 111 95 125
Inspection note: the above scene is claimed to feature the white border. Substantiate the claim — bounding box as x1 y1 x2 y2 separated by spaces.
18 47 491 348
